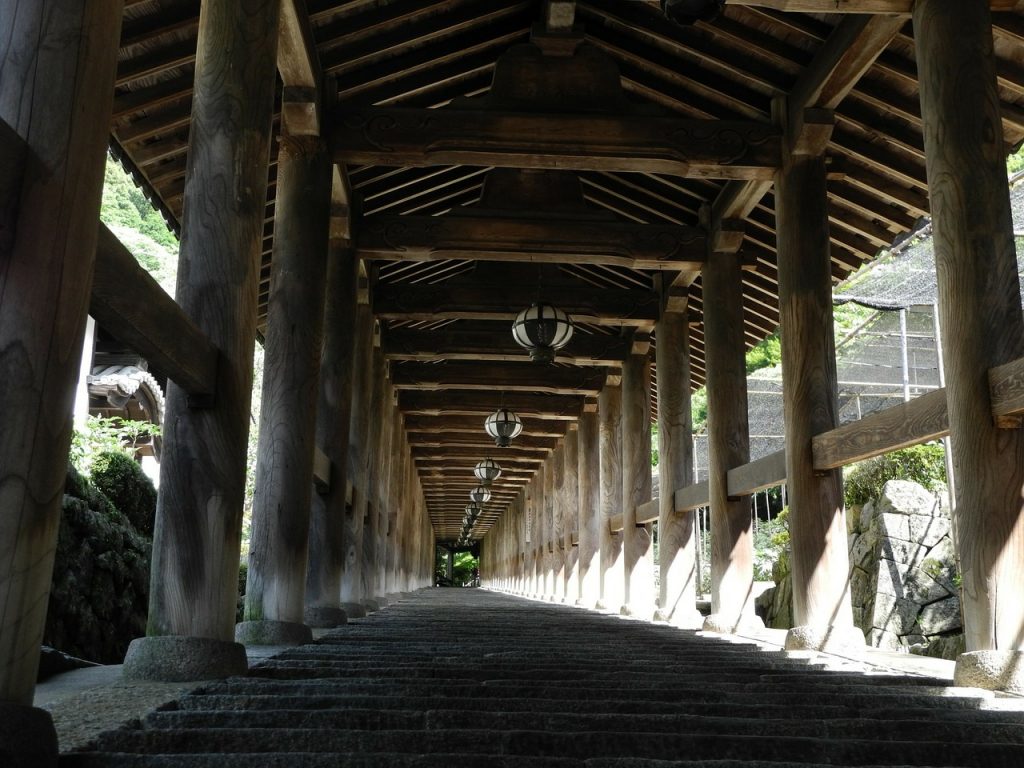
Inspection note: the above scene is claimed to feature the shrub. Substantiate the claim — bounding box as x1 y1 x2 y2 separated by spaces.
843 443 947 509
45 465 151 664
90 451 157 537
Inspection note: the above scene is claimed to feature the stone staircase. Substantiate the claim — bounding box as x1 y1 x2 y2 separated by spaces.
63 590 1024 767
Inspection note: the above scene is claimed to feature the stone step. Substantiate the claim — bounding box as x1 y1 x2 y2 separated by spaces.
139 707 1024 744
192 678 990 710
76 727 1024 765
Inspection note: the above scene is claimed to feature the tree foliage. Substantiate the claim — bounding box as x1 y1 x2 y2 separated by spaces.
843 443 947 509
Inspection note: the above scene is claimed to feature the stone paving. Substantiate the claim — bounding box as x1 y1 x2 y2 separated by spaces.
60 589 1024 766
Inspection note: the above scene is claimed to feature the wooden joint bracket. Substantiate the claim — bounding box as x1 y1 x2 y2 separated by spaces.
789 108 835 158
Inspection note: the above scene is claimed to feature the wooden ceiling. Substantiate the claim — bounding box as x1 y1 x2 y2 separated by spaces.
110 0 1024 541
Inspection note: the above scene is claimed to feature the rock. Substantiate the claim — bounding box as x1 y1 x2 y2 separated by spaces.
918 598 961 635
867 627 902 650
955 650 1024 694
875 559 952 604
872 593 921 635
921 634 966 661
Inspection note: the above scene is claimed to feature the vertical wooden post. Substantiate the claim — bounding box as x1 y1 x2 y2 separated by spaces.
563 426 580 603
125 0 281 682
702 248 761 633
543 457 556 599
339 303 374 618
550 443 566 601
598 384 625 610
776 138 859 652
239 136 330 646
621 352 656 617
305 243 358 628
577 410 601 607
915 0 1024 689
0 1 122 756
654 310 702 628
361 347 387 610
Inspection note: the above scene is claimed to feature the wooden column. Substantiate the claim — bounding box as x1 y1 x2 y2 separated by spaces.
550 443 566 601
543 458 556 599
654 310 702 628
577 411 601 607
0 3 121 756
339 303 374 617
776 147 858 651
703 248 761 633
305 243 358 628
621 352 656 617
239 137 331 646
361 347 387 609
915 0 1024 685
126 0 281 682
563 426 580 603
597 384 625 610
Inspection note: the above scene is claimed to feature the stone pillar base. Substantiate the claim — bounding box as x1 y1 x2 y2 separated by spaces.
235 619 312 646
362 598 381 612
702 613 765 635
340 602 367 619
304 606 348 628
653 607 704 629
784 624 865 655
123 635 248 682
954 650 1024 694
0 702 58 768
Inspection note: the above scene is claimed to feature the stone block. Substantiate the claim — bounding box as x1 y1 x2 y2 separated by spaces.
876 558 951 604
123 635 248 681
918 598 961 635
867 627 902 650
0 703 58 768
785 623 865 655
872 592 920 635
849 525 879 568
235 619 313 646
849 566 873 609
955 650 1024 694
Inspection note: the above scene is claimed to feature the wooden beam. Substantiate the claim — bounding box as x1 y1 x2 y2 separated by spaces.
811 388 949 471
382 325 628 366
403 414 568 436
636 498 659 525
674 481 710 512
390 360 606 395
727 449 786 497
278 0 321 135
988 356 1024 426
608 513 624 533
357 213 706 272
725 0 1018 11
372 281 659 327
398 390 584 420
332 107 780 180
92 224 217 399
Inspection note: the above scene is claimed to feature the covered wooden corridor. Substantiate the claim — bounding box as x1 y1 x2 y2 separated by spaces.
6 0 1024 764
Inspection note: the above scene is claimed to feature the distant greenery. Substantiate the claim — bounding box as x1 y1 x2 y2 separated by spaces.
1008 146 1024 176
843 443 947 509
100 155 179 296
70 415 161 476
745 332 781 374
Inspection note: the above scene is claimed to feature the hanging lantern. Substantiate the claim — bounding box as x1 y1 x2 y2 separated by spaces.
470 485 491 505
485 407 523 447
512 302 574 363
474 458 502 486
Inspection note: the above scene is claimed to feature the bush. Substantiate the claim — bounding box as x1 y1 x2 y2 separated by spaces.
843 443 947 509
90 451 157 537
45 465 151 664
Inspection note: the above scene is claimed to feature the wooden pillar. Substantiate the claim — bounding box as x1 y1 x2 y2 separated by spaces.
563 426 580 603
361 347 387 609
125 0 281 682
542 458 555 598
915 0 1024 688
621 352 656 617
305 244 358 628
654 310 702 628
776 140 858 651
577 410 601 607
339 303 374 617
597 384 625 610
239 137 331 646
0 2 121 757
550 443 566 601
703 247 762 634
